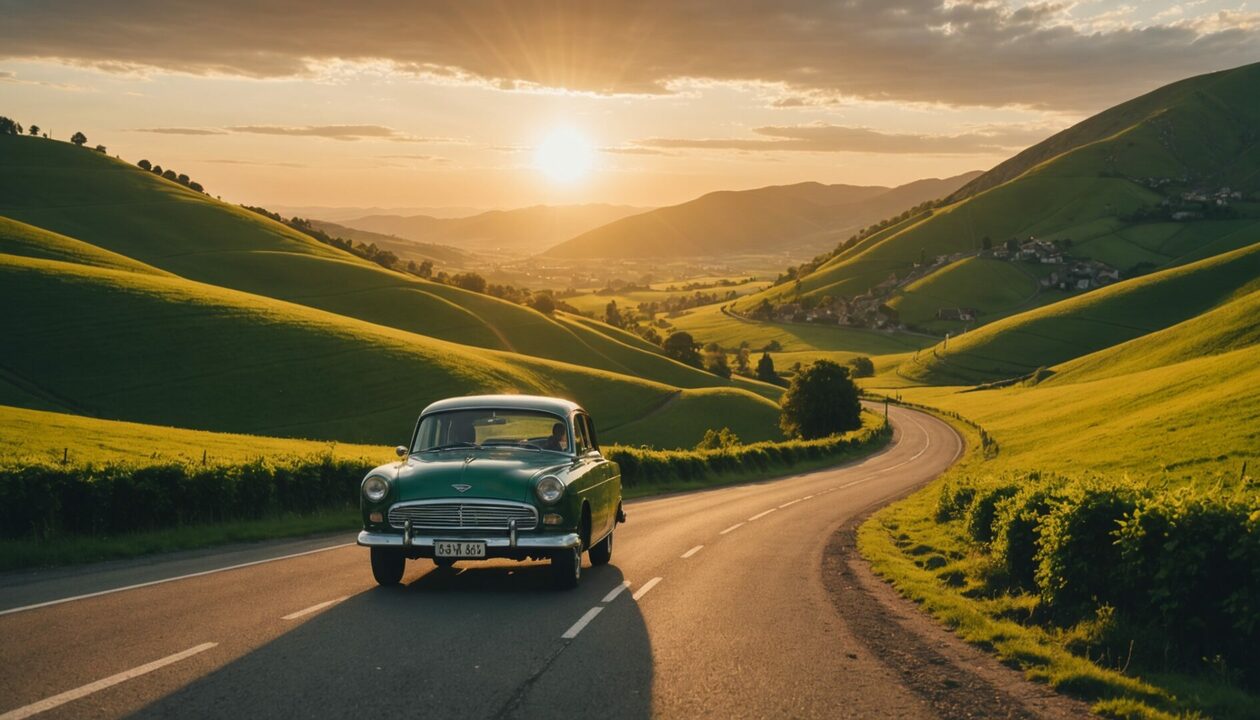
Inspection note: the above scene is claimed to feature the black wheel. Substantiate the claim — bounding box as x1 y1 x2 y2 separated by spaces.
550 547 581 589
433 557 455 569
371 547 405 586
589 529 613 566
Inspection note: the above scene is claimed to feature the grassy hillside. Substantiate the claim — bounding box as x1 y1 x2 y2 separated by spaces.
0 252 782 447
736 62 1260 322
0 404 389 466
0 135 762 394
897 241 1260 384
306 218 476 267
669 303 935 354
544 174 980 259
341 203 643 253
885 257 1044 330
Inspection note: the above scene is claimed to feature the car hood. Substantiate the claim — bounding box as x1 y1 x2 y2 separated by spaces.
391 449 571 503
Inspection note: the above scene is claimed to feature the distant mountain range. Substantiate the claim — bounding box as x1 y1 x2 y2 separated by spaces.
304 219 477 268
339 204 646 255
542 173 983 259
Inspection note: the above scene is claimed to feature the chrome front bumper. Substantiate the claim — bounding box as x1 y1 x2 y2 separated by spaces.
357 530 581 552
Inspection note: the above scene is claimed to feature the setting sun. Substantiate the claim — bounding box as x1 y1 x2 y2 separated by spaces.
533 127 595 184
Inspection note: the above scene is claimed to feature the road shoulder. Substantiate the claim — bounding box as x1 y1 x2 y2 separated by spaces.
822 513 1092 720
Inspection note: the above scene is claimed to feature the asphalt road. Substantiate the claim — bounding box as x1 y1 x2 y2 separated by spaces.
0 405 963 719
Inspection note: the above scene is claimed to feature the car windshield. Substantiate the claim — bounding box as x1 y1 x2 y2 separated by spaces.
412 409 571 454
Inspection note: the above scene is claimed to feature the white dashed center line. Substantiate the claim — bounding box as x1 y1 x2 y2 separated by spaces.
281 596 348 620
719 522 745 535
632 577 662 600
748 508 777 521
0 642 218 720
778 499 801 509
680 545 704 559
561 607 603 639
601 581 631 603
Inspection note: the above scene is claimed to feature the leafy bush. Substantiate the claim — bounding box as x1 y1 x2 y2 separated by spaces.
964 482 1020 544
990 477 1068 590
0 455 373 540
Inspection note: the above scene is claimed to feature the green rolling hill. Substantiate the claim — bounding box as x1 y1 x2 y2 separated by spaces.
543 173 980 259
736 61 1260 329
0 250 781 447
897 241 1260 384
0 135 774 399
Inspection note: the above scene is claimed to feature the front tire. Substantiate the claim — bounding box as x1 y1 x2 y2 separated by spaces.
371 547 405 586
550 547 581 589
589 529 613 566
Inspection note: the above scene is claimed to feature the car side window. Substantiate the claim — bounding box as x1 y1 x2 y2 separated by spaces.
583 415 601 452
574 414 593 455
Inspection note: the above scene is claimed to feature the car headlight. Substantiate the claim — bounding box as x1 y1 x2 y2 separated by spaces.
362 475 390 503
535 475 564 504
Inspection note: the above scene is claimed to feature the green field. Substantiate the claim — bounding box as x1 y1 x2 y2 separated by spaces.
886 257 1042 330
0 251 782 447
668 303 934 354
0 404 391 466
896 241 1260 385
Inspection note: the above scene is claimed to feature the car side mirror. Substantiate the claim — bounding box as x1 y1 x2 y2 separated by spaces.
395 445 408 458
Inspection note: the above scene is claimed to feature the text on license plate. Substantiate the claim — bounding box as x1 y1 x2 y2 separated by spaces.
434 540 486 558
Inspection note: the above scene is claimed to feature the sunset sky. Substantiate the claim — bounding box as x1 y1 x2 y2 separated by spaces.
3 1 1258 210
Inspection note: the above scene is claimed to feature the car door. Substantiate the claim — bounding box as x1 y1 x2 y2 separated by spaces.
576 413 617 540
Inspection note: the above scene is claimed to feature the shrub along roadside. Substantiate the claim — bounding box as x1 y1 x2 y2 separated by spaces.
0 413 889 571
861 413 1260 720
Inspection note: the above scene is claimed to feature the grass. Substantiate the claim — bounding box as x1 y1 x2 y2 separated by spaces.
897 242 1260 385
562 278 771 315
886 256 1042 329
0 253 781 447
0 404 391 466
668 302 934 354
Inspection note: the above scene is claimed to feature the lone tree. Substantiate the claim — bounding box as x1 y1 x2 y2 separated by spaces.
662 331 702 368
847 356 875 378
530 292 556 315
28 124 40 136
70 131 87 146
756 351 779 384
604 300 624 328
779 360 861 440
137 159 152 171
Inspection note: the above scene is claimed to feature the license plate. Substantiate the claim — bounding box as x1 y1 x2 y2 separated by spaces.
434 540 486 558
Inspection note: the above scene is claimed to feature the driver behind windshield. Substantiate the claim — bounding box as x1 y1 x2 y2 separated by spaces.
542 422 568 452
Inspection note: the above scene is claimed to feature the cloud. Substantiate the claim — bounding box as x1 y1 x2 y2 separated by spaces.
635 123 1054 155
224 124 416 141
132 127 228 135
600 146 671 156
377 153 450 162
0 68 90 91
0 1 1257 110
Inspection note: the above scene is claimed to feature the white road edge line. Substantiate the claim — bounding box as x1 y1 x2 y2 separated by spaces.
0 642 217 720
680 545 704 559
561 607 603 639
801 495 815 500
632 577 662 601
0 543 355 617
281 595 349 621
719 522 745 535
601 581 632 603
778 499 801 509
748 508 777 521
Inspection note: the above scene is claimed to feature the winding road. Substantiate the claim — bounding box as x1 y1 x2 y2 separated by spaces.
0 406 969 719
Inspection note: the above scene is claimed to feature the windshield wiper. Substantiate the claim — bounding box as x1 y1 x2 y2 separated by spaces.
420 442 479 453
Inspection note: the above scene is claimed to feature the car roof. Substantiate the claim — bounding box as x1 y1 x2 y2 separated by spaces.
419 394 584 418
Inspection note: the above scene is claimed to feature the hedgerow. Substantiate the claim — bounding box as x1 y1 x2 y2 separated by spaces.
938 472 1260 683
0 417 890 542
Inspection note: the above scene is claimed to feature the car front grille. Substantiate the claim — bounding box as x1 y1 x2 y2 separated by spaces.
387 501 538 531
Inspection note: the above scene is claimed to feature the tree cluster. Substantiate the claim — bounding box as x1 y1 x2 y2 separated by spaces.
779 360 861 440
137 158 205 193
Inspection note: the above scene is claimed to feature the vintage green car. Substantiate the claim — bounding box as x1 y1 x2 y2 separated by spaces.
357 395 624 589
